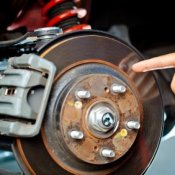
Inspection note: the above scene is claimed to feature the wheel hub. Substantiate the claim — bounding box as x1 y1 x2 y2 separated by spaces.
43 63 142 165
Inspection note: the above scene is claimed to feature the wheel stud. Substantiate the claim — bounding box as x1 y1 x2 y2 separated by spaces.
69 130 84 140
127 121 140 130
111 84 126 93
76 90 91 99
101 148 115 158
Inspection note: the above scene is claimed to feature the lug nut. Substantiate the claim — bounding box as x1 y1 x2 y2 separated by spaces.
76 90 91 99
111 84 126 93
70 131 84 140
101 149 115 158
127 121 140 130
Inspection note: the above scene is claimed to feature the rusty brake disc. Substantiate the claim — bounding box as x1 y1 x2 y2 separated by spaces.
12 30 163 175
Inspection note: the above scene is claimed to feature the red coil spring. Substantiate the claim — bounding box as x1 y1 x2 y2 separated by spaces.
42 0 91 33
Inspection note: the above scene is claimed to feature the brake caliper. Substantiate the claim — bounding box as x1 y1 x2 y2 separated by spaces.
0 54 56 137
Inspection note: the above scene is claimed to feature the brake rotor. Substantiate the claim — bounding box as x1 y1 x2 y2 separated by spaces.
12 30 163 175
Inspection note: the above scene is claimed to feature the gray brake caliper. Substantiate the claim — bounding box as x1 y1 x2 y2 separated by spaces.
0 54 56 137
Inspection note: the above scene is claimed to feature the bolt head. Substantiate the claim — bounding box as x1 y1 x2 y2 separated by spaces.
89 105 116 132
102 113 115 127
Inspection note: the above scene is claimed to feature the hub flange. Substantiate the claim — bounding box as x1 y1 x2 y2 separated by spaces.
44 63 142 165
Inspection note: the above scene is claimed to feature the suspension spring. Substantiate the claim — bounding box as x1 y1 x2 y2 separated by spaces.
42 0 91 32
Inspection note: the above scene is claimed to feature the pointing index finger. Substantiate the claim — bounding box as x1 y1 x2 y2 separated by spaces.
132 53 175 72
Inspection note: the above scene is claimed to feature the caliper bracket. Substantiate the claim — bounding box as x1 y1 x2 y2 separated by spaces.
0 54 56 137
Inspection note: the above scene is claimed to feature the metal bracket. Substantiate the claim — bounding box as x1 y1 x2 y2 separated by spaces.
0 54 56 137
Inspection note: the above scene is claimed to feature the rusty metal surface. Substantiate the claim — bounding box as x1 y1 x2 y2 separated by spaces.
12 30 163 175
59 73 141 165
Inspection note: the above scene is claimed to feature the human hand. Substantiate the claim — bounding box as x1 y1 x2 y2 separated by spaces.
132 53 175 93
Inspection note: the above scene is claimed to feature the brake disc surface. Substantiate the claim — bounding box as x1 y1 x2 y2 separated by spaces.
12 30 163 175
